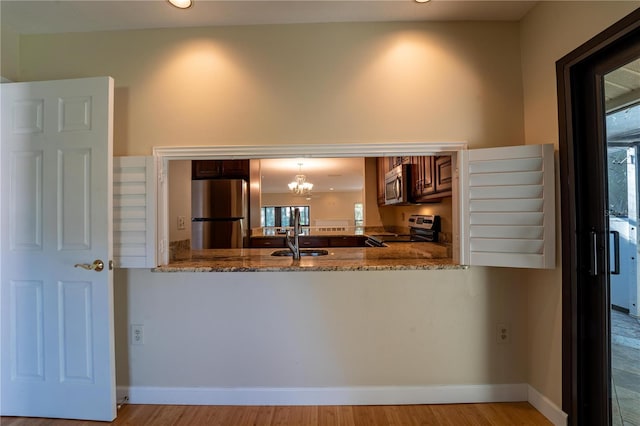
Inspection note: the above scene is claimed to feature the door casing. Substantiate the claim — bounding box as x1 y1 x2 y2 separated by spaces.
557 8 640 426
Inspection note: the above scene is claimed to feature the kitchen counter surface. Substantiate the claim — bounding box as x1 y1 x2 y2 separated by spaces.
154 242 466 272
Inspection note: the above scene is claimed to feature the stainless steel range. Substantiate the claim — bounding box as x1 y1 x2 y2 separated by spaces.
407 214 441 242
367 214 441 246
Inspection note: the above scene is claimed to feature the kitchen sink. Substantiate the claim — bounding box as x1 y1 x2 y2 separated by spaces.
271 249 329 257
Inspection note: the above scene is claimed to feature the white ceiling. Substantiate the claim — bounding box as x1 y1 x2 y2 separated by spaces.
1 0 538 195
605 58 640 112
6 1 636 193
0 0 531 196
259 157 365 194
1 0 538 35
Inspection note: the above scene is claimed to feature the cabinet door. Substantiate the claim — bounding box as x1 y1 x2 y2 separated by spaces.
434 155 452 193
376 157 388 206
113 156 156 268
192 160 222 179
192 160 249 180
411 155 422 198
329 236 367 247
459 144 555 269
299 236 329 248
249 237 286 248
220 159 249 179
412 156 435 201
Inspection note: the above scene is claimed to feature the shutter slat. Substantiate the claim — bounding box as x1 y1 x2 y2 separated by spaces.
469 158 543 174
469 171 543 187
470 225 544 239
469 185 543 199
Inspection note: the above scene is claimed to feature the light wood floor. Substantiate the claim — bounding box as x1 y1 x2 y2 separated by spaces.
2 403 551 425
611 309 640 426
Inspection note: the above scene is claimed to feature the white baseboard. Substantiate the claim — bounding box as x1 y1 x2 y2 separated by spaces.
118 383 528 406
527 385 568 426
117 383 565 425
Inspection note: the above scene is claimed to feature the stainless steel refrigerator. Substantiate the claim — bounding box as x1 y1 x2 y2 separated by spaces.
191 179 247 249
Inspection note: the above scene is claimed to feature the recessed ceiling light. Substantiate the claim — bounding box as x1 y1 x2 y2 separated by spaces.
168 0 192 9
415 0 430 3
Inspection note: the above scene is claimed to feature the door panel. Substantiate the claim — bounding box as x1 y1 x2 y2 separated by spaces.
1 77 115 421
10 151 43 251
58 148 92 250
11 280 45 381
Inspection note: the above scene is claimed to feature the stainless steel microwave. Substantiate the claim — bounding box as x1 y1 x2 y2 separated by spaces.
384 164 411 205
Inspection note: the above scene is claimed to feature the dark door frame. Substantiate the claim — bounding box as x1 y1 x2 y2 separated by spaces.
557 8 640 426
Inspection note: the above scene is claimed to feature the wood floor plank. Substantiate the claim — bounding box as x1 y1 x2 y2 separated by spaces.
405 404 440 426
1 402 552 425
253 406 277 426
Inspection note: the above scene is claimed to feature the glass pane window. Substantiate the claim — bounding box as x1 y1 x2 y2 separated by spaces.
354 202 364 226
261 206 310 227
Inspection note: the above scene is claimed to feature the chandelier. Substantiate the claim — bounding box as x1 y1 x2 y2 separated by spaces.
288 163 313 195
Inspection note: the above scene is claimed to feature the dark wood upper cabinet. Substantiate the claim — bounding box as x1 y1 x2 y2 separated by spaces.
410 155 451 202
376 157 390 206
375 155 451 205
434 156 452 194
192 160 250 180
411 155 436 201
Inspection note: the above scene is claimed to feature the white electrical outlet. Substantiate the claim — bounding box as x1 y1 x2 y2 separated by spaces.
177 216 186 230
131 324 144 345
497 323 510 344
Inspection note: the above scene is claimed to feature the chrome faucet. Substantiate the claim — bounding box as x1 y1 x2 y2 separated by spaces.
286 207 301 260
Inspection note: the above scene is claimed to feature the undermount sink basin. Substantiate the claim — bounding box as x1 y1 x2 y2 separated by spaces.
271 249 329 257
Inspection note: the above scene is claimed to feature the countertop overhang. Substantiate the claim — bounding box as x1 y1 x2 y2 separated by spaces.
154 242 467 272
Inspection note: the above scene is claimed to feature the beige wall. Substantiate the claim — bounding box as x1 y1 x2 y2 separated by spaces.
520 1 639 407
1 25 19 81
115 267 527 388
18 21 524 156
11 20 532 395
261 191 362 227
13 10 637 406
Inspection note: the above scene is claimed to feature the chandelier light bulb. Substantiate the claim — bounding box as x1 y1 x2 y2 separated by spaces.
288 164 313 195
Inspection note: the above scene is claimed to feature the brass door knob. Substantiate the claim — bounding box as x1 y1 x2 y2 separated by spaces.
74 259 105 272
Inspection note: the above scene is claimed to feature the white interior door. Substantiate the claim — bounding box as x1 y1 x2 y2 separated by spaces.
1 77 116 421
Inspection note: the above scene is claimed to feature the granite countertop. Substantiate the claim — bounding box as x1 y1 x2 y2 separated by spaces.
155 242 466 272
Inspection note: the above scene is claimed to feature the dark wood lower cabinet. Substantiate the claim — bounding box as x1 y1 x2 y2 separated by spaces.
249 237 286 248
249 235 369 248
299 236 329 248
328 236 365 247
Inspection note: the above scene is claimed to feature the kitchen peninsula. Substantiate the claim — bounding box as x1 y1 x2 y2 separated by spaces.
159 214 461 272
161 212 461 271
155 241 462 272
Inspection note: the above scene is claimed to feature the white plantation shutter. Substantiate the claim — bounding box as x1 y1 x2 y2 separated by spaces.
113 156 156 268
460 144 555 269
